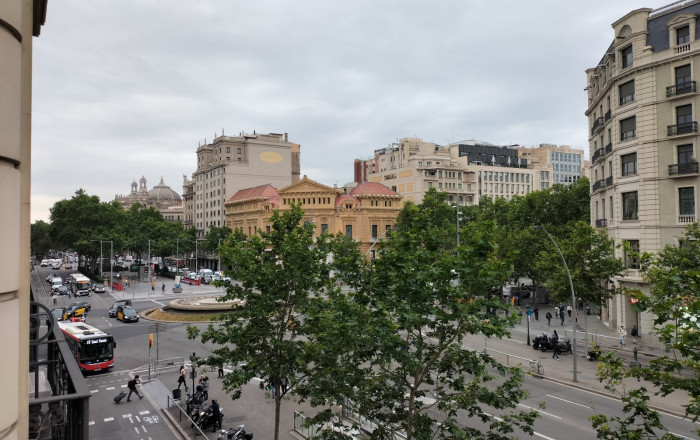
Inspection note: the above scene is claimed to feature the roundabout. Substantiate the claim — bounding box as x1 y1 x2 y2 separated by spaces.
143 295 245 322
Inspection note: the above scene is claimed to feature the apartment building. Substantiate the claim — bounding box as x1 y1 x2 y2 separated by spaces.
586 1 700 343
183 131 301 235
513 144 585 190
355 138 536 205
224 176 402 257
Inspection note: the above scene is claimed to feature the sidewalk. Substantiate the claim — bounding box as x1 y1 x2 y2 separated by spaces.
471 305 691 417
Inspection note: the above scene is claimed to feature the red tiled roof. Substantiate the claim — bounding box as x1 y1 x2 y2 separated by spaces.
335 194 358 207
350 182 399 196
227 184 278 202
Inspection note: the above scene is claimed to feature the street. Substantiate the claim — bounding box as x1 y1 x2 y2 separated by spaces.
32 266 700 439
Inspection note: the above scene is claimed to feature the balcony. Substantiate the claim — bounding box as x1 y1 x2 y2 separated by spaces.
592 148 604 164
605 143 612 155
592 179 605 193
679 214 696 223
669 161 699 176
666 81 696 98
591 117 605 135
667 121 698 136
604 110 611 122
595 218 608 228
605 175 613 187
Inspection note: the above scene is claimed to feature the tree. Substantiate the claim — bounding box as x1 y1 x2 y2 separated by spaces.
188 204 357 440
31 220 53 259
535 221 625 348
328 190 538 439
591 224 700 439
200 225 232 252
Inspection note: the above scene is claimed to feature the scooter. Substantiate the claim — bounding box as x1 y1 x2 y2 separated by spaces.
192 403 223 434
218 424 254 440
587 344 601 361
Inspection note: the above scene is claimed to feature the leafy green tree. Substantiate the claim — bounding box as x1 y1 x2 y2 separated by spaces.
188 204 358 440
535 221 625 347
31 220 53 259
330 190 537 439
591 224 700 439
200 225 232 252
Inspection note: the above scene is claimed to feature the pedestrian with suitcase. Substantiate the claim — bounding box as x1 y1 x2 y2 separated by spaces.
127 375 143 401
114 391 127 404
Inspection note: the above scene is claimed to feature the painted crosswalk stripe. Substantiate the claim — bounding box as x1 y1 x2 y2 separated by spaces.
90 390 98 393
106 387 115 390
139 411 150 415
104 417 114 422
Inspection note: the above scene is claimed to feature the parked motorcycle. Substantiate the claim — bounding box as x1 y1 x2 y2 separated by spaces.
191 401 223 434
186 386 206 414
532 333 572 353
218 424 254 440
587 344 601 361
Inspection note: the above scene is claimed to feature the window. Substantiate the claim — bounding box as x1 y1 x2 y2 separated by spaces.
677 25 690 45
621 152 637 176
622 191 638 220
621 45 633 68
620 116 636 141
619 80 635 105
677 104 693 127
345 225 353 238
679 187 695 215
678 144 694 164
321 224 328 234
624 240 640 269
371 225 378 238
676 64 691 88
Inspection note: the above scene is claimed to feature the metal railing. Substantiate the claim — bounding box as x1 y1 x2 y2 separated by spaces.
167 394 212 439
666 81 696 97
595 218 608 228
29 299 91 440
669 162 699 176
150 356 185 377
667 121 698 136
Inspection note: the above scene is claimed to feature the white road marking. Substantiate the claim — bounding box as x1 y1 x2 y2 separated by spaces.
139 410 150 415
546 394 591 409
106 387 115 391
141 425 148 432
669 432 694 439
518 403 561 419
91 390 99 393
104 417 114 422
134 427 140 434
136 416 141 422
89 421 95 425
533 432 557 440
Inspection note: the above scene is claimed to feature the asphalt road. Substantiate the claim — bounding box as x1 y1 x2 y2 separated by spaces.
31 266 700 439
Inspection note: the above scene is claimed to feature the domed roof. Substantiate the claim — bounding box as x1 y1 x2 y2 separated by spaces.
147 177 182 203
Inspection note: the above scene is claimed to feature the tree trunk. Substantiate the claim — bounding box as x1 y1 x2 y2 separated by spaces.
274 384 281 440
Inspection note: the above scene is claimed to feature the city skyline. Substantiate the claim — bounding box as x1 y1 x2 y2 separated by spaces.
31 0 671 222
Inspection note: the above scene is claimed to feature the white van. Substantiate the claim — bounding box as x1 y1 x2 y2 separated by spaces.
198 269 213 284
51 277 63 291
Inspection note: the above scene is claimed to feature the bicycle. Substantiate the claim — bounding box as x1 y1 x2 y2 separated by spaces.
529 360 544 376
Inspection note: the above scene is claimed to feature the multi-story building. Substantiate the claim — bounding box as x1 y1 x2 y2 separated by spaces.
586 1 700 344
355 138 536 205
512 144 585 190
183 131 301 235
114 176 183 222
183 131 301 269
225 176 403 257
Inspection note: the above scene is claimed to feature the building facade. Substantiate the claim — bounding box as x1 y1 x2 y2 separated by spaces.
513 144 585 190
114 176 184 222
586 1 700 344
225 176 403 257
355 138 537 206
183 131 301 236
2 1 47 438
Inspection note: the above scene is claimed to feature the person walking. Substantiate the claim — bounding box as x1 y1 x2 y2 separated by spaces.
218 365 224 378
619 325 626 346
534 307 539 321
631 324 639 340
161 283 165 293
281 377 289 394
127 375 143 401
559 309 565 326
545 311 552 326
554 306 559 319
52 292 58 305
151 285 155 294
567 305 572 317
177 365 187 391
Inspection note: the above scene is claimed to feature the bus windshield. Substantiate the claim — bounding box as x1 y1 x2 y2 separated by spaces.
80 338 114 363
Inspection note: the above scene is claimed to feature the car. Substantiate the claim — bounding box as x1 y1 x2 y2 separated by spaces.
92 284 105 294
69 301 91 312
65 263 72 269
117 305 139 323
109 300 132 318
46 274 54 282
54 285 69 296
47 307 67 325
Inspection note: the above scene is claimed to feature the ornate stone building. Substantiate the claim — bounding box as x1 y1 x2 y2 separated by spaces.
225 176 403 257
114 176 183 222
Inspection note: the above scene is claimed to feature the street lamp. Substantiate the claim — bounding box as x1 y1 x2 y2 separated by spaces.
91 239 113 291
364 227 396 258
534 225 578 382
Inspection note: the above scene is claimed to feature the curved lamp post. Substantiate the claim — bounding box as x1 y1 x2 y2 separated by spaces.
534 225 578 382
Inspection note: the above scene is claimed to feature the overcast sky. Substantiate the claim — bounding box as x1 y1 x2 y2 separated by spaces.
31 0 672 222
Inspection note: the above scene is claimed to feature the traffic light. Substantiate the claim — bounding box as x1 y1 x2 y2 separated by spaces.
148 333 153 348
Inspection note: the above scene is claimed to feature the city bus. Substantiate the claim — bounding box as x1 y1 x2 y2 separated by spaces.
58 322 116 372
70 273 92 297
